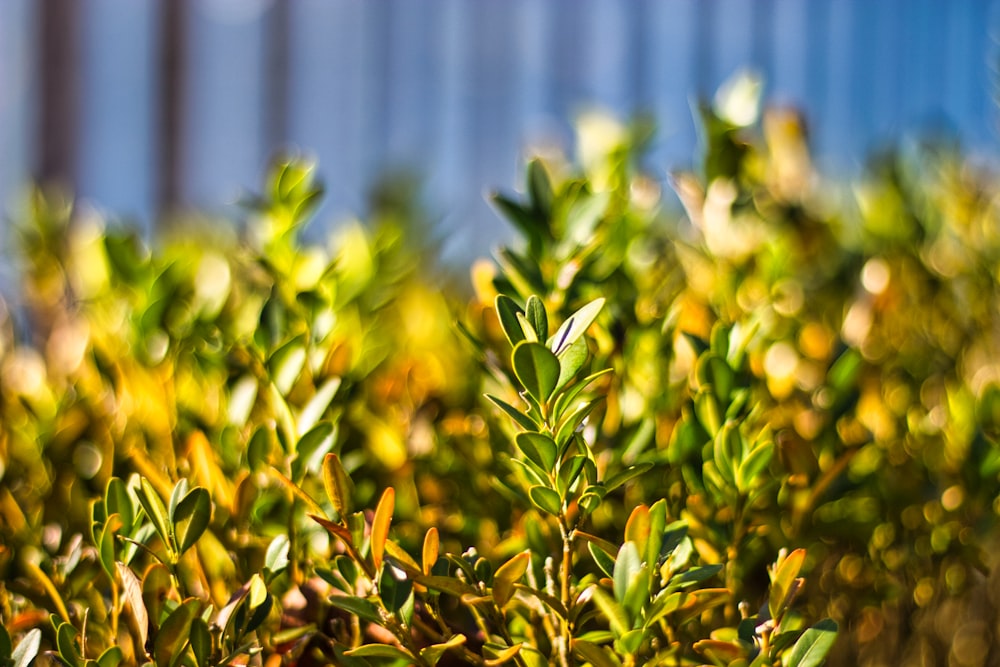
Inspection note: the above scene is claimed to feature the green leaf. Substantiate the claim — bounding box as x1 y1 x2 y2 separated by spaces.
264 534 291 580
98 514 122 579
572 638 622 667
492 194 544 247
171 487 212 555
694 386 722 436
604 462 654 493
0 624 11 659
483 642 524 664
246 425 274 471
592 587 630 637
486 394 539 431
293 420 337 479
564 190 610 247
770 548 806 621
328 596 382 624
413 574 479 598
154 599 199 667
515 432 558 471
621 567 650 623
525 295 549 340
737 440 774 492
516 312 539 343
528 485 562 516
786 619 838 667
11 629 41 667
268 334 307 395
617 628 645 656
670 564 723 589
697 353 734 403
613 542 642 604
345 644 416 662
589 541 617 578
104 477 135 534
135 478 172 557
507 457 549 489
548 298 605 356
554 336 590 395
380 563 413 614
512 341 561 405
556 455 589 499
527 158 554 217
188 617 212 667
297 376 341 435
552 367 613 419
495 295 527 347
96 645 124 667
420 634 467 666
322 452 353 519
554 397 603 447
712 422 741 486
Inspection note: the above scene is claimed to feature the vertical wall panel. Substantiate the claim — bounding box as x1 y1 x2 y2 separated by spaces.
288 0 365 226
183 0 267 210
646 0 698 169
79 0 155 226
0 0 33 216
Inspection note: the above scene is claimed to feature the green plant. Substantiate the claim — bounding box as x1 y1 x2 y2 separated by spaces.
9 71 1000 665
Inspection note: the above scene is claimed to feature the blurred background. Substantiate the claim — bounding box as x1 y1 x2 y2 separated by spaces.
1 0 999 263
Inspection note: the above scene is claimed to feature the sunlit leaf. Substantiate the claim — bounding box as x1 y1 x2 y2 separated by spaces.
493 551 530 607
420 634 467 666
515 432 558 471
548 298 605 356
321 453 353 521
486 394 539 431
154 599 199 667
136 477 172 556
298 376 341 435
422 527 440 576
371 487 395 571
171 486 212 555
188 617 212 667
528 485 562 516
512 341 561 405
786 618 838 667
572 638 621 667
11 629 41 667
613 542 641 604
329 596 381 624
769 548 806 620
55 622 80 667
592 586 630 637
345 644 415 661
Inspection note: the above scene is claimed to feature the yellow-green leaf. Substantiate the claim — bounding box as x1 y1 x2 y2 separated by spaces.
345 644 415 661
493 551 530 607
420 634 467 666
769 548 806 620
322 452 353 519
422 527 439 575
371 487 395 571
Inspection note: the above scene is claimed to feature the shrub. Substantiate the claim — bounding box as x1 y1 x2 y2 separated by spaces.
2 78 999 666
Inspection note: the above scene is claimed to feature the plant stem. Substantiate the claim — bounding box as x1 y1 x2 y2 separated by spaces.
558 514 574 667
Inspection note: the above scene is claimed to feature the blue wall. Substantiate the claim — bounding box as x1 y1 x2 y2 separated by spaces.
1 0 998 262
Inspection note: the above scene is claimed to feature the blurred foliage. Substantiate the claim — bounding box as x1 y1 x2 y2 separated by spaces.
2 72 1000 665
